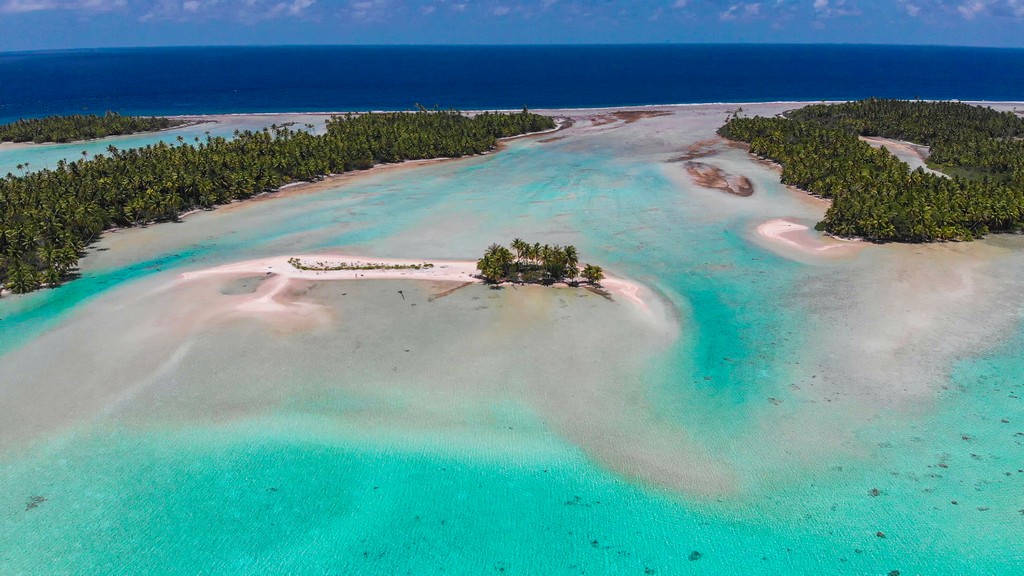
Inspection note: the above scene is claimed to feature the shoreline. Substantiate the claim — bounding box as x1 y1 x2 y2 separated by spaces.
168 117 570 218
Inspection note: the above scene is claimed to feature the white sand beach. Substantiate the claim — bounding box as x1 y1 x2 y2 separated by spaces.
754 218 862 257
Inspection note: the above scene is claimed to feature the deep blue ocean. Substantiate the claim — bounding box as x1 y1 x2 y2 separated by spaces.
2 44 1024 122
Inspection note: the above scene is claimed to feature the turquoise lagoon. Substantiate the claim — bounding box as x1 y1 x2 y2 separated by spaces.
1 106 1022 574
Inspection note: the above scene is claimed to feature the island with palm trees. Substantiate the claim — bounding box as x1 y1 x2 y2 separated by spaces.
177 248 652 319
476 239 605 286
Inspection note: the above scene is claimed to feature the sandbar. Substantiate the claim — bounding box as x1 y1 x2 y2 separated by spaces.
755 218 861 257
179 254 651 314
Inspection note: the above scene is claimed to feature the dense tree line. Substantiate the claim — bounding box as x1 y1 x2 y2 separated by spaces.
785 99 1024 144
719 99 1024 242
476 239 604 285
0 113 187 144
0 108 556 294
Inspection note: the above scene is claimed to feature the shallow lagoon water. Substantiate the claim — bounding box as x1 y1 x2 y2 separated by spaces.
1 105 1022 574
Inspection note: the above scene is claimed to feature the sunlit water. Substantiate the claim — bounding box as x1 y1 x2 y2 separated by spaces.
1 105 1021 574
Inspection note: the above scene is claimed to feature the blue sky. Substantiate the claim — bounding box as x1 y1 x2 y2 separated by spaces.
2 0 1023 52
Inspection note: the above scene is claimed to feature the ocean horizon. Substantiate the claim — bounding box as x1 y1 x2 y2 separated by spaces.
3 44 1024 123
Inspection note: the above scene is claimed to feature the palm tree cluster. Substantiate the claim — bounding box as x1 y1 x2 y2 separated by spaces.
0 112 187 144
476 239 604 286
718 99 1024 242
0 108 556 295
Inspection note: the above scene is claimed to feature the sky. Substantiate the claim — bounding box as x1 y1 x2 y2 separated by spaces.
1 0 1024 52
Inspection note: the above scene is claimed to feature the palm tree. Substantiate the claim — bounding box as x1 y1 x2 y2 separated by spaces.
582 264 604 285
563 245 579 283
511 238 528 266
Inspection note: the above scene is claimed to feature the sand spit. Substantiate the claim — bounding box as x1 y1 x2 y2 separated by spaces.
179 254 652 315
755 218 861 258
684 161 754 197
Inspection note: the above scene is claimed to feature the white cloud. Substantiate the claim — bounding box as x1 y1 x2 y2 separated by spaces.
898 0 1024 20
812 0 859 18
901 1 921 15
958 0 985 17
0 0 124 13
134 0 318 22
342 0 391 21
287 0 313 15
719 1 761 20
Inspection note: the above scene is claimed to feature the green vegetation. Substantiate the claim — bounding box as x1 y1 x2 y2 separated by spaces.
0 108 556 295
288 258 434 271
0 112 188 144
719 99 1024 242
581 263 605 285
476 238 604 286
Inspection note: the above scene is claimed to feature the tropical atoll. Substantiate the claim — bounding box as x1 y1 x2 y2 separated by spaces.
0 113 187 144
476 239 604 285
719 98 1024 242
0 108 555 295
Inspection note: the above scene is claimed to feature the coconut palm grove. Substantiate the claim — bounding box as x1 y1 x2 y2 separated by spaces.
476 239 604 286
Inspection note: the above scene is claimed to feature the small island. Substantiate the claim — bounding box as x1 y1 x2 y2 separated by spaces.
719 98 1024 242
476 239 604 286
179 250 648 314
0 112 188 144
